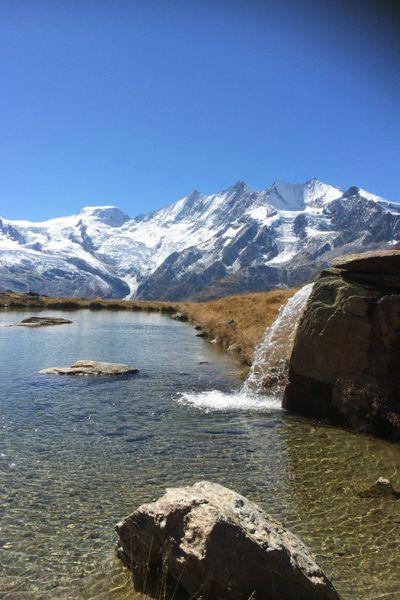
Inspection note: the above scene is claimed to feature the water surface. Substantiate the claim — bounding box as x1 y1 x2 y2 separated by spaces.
0 309 399 599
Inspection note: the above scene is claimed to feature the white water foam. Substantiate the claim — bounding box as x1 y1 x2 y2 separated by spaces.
177 284 313 413
178 389 281 413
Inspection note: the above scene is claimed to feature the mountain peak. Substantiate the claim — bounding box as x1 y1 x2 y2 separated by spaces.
78 205 130 227
186 189 202 201
228 180 251 193
265 179 342 210
342 186 361 198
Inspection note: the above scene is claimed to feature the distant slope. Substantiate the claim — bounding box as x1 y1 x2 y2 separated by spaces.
0 179 399 300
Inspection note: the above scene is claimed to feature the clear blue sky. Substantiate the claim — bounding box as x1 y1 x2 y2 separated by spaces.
1 0 400 220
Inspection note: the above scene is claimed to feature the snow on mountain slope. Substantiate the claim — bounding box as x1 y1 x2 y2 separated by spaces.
0 179 399 300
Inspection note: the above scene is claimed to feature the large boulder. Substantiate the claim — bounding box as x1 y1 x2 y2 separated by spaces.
283 249 400 438
115 481 339 600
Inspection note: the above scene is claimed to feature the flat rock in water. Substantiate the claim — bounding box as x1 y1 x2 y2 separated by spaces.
116 481 340 600
40 360 139 376
17 316 73 327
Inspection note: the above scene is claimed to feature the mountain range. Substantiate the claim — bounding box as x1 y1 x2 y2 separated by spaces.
0 178 399 300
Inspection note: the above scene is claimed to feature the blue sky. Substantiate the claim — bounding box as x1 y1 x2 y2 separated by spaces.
1 0 400 220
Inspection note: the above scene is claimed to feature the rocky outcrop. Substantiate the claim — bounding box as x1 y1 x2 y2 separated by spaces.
115 481 339 600
16 316 72 327
283 250 400 439
40 360 139 376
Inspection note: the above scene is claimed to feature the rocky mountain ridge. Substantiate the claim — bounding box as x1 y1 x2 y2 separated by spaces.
0 178 399 300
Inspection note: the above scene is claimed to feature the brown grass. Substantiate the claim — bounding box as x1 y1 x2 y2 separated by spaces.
181 289 296 365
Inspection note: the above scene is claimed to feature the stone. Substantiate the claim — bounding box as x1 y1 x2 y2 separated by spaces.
195 330 209 338
115 481 339 600
227 342 241 353
16 316 72 327
357 477 400 499
170 312 189 322
283 250 400 438
40 360 139 376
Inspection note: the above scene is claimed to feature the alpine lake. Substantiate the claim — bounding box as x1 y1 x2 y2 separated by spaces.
0 308 399 599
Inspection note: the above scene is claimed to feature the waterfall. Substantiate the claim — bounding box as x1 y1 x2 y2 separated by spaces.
178 283 313 412
243 283 313 396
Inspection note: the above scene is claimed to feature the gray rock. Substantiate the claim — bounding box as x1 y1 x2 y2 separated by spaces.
115 481 339 600
40 360 139 376
170 312 188 322
227 342 241 353
358 477 400 499
195 330 209 338
16 316 72 327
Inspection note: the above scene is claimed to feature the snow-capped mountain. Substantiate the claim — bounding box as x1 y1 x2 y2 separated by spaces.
0 178 399 300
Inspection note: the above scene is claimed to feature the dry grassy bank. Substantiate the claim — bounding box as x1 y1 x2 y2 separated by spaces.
181 289 296 365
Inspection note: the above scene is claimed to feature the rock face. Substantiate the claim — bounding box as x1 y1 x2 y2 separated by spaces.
16 316 72 327
115 481 339 600
283 250 400 438
40 360 139 376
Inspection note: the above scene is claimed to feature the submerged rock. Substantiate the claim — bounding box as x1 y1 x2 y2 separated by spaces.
358 477 400 499
115 481 339 600
283 249 400 439
40 360 139 376
16 316 72 327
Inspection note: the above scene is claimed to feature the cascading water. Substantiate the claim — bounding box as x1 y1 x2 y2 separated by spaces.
178 283 313 411
243 283 313 396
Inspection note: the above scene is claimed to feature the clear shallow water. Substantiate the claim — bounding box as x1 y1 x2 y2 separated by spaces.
0 310 400 599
